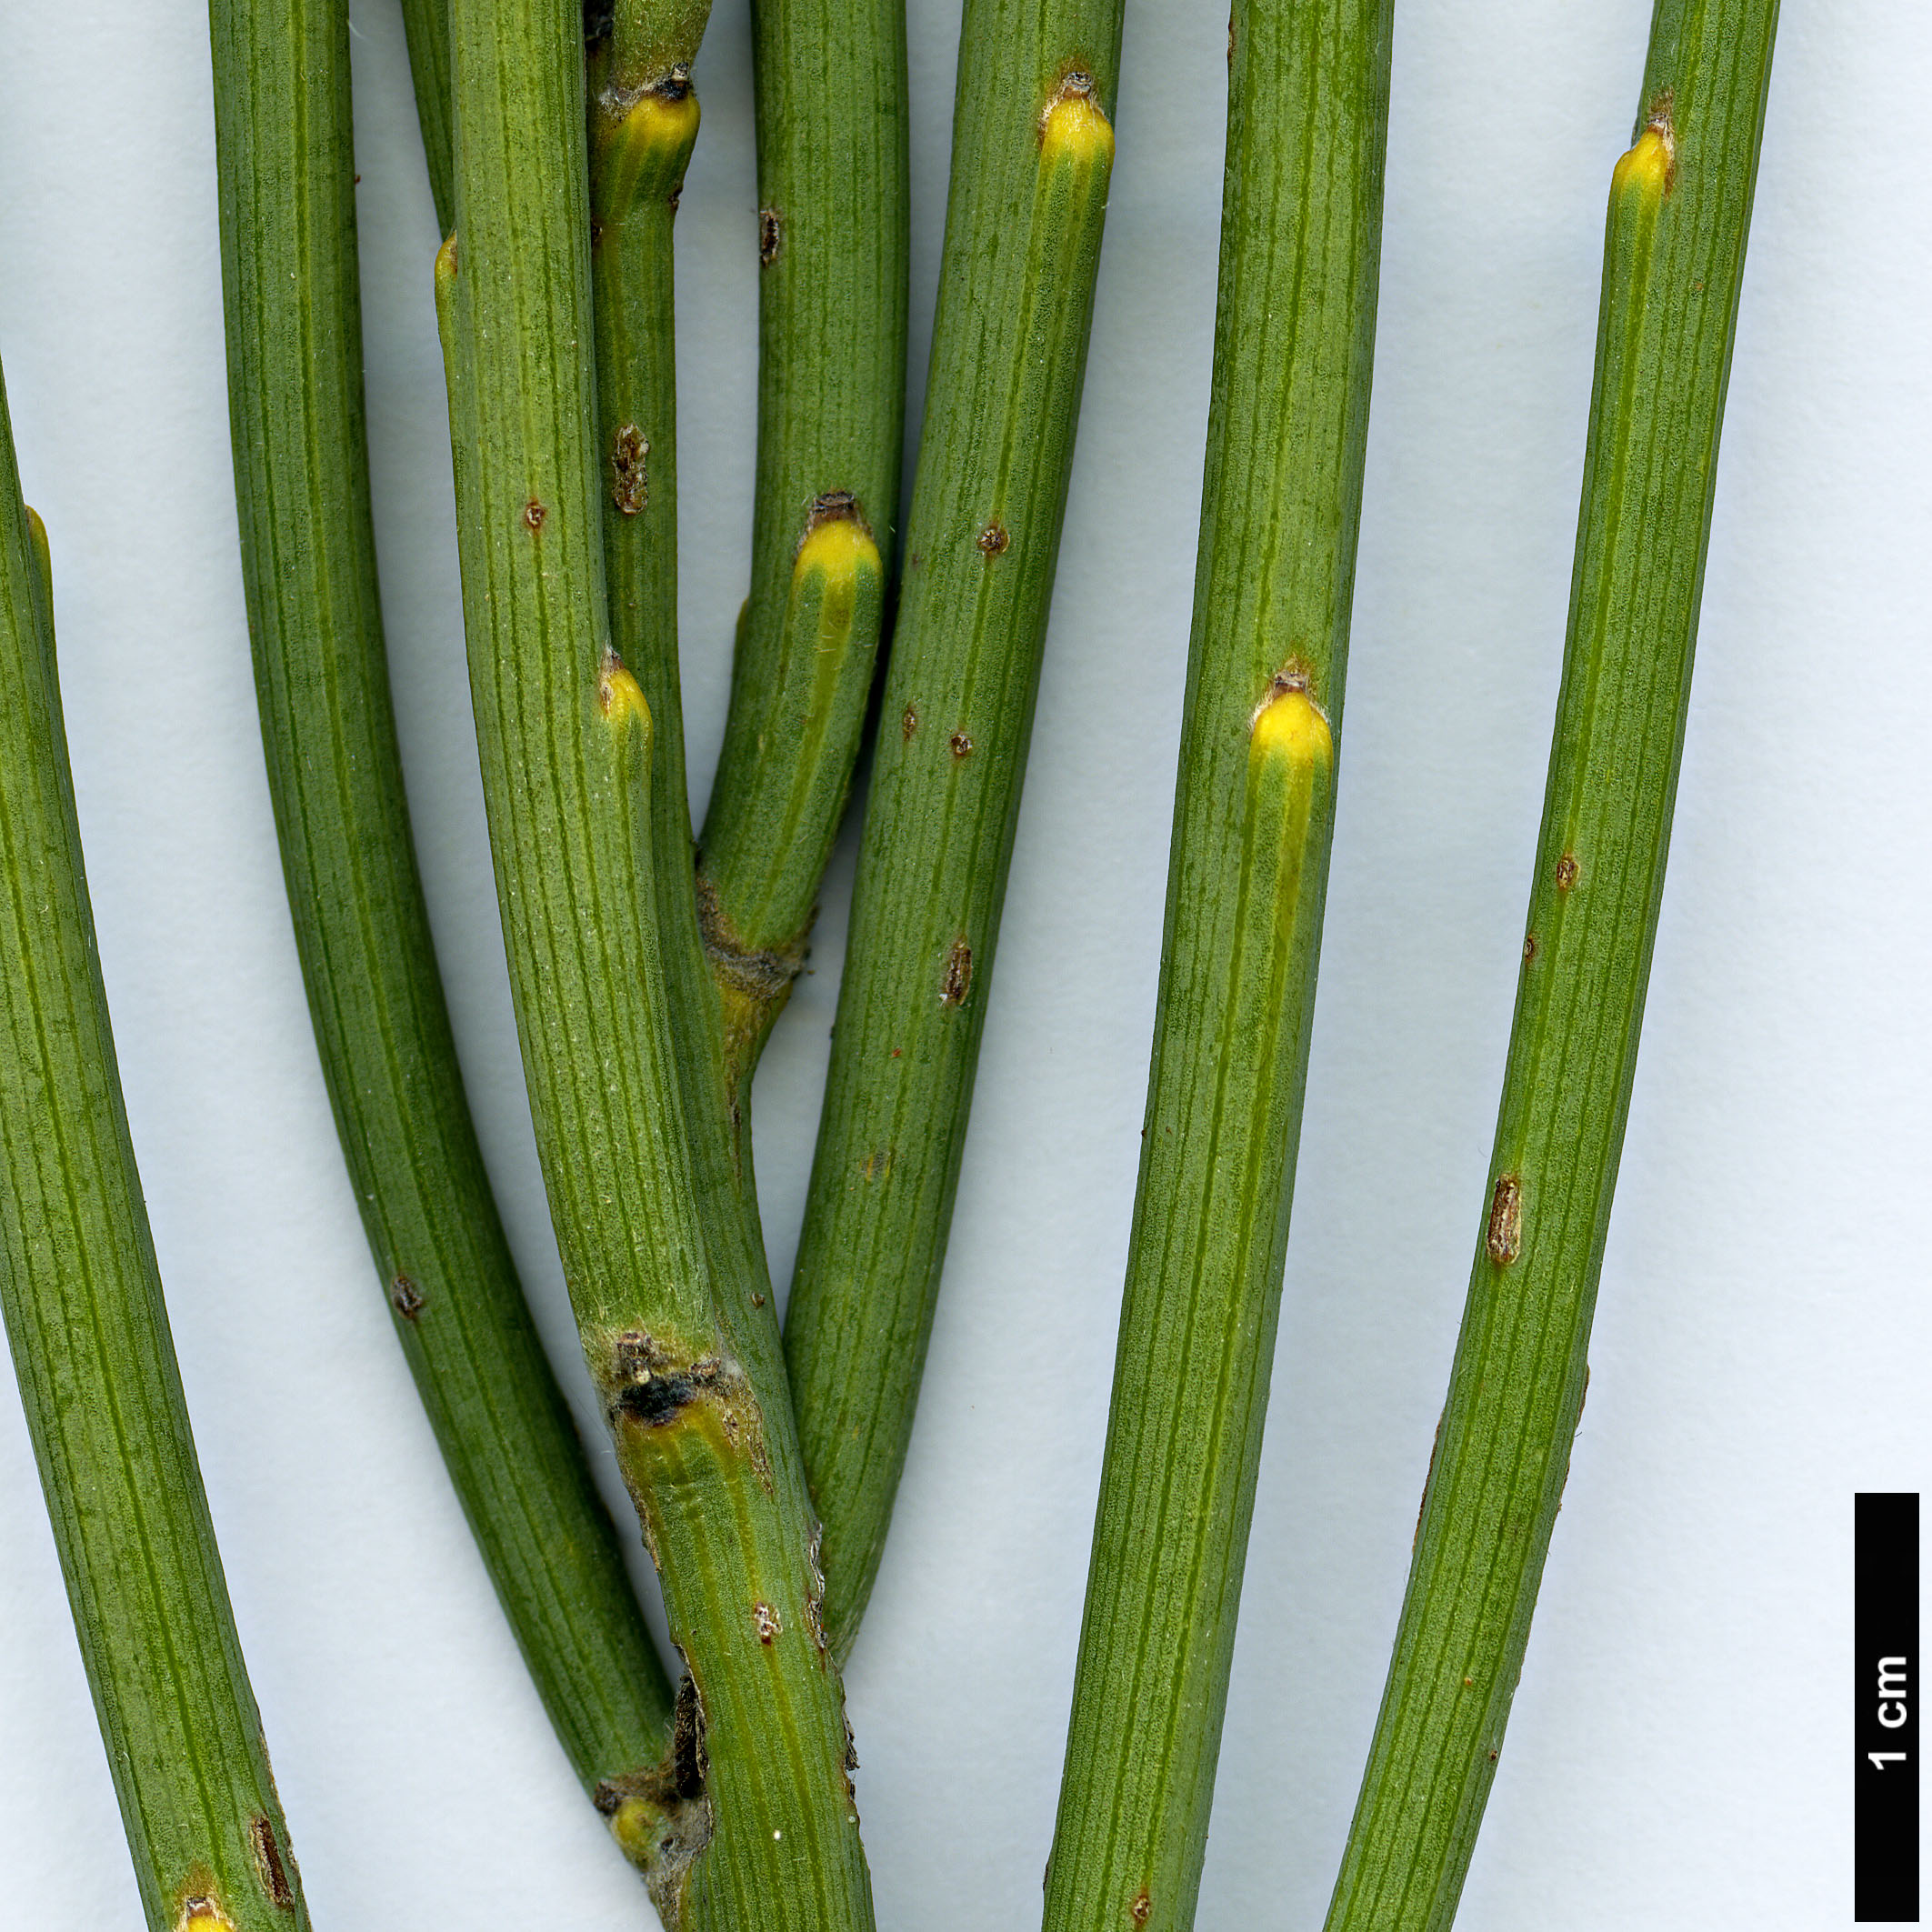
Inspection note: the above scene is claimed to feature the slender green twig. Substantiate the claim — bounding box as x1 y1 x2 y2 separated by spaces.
1324 8 1778 1926
436 4 875 1926
0 388 310 1932
693 0 908 1094
207 0 677 1857
396 0 455 235
780 0 1122 1665
584 0 809 1565
1042 4 1391 1927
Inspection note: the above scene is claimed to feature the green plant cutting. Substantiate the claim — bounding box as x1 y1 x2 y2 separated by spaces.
1323 3 1780 1925
0 389 311 1932
208 0 677 1851
0 2 1793 1925
1043 0 1393 1925
781 0 1124 1665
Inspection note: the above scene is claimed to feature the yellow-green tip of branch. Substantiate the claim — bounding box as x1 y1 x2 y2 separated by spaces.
598 651 653 734
596 75 702 225
1041 74 1115 169
1613 110 1675 204
794 508 881 590
1249 679 1334 776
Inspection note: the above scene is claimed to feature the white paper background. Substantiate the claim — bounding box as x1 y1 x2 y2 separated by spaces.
1 0 1927 1926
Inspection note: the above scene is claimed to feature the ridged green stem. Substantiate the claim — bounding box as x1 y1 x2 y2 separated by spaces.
0 387 310 1931
585 0 818 1643
781 4 1123 1666
693 0 909 1091
208 0 677 1846
396 0 455 235
436 5 875 1926
1323 6 1778 1926
1043 4 1391 1927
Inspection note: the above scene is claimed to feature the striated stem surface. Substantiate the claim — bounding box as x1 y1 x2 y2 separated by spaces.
209 0 677 1849
437 4 875 1925
693 0 908 1091
1323 5 1780 1927
396 0 455 235
0 390 311 1931
781 4 1123 1665
1043 3 1392 1927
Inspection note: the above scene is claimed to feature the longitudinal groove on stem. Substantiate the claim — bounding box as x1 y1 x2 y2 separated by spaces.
0 383 311 1930
1042 3 1392 1927
780 0 1124 1666
694 0 908 1092
210 0 676 1844
1323 5 1779 1927
439 4 876 1926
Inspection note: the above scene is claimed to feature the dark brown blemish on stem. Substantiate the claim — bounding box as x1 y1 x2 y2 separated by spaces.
1555 852 1579 892
613 1372 698 1426
759 207 783 265
1487 1173 1522 1266
672 1670 708 1800
1523 932 1537 963
902 704 919 742
389 1275 424 1320
941 937 973 1007
806 488 863 534
949 731 974 760
1131 1889 1153 1926
249 1816 295 1910
523 497 547 533
976 522 1009 557
611 425 649 516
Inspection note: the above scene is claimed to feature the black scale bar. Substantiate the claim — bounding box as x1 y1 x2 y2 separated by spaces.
1858 1492 1919 1922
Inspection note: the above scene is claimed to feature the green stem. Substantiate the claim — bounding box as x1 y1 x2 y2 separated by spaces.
0 395 310 1931
584 0 815 1664
1042 4 1391 1927
1323 7 1778 1927
208 0 678 1852
396 0 455 235
781 3 1122 1666
436 5 874 1926
693 0 908 1093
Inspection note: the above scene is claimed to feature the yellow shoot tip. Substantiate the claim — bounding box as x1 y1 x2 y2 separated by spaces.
597 653 651 732
178 1902 233 1932
1613 124 1674 203
795 514 881 586
1249 683 1333 772
620 85 701 162
1041 79 1115 170
435 232 458 289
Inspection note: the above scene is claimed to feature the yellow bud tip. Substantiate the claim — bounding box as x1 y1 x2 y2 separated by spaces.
795 514 880 586
1613 123 1674 202
1249 683 1334 771
435 232 458 289
178 1901 232 1932
1041 75 1115 168
623 84 701 160
597 653 651 730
